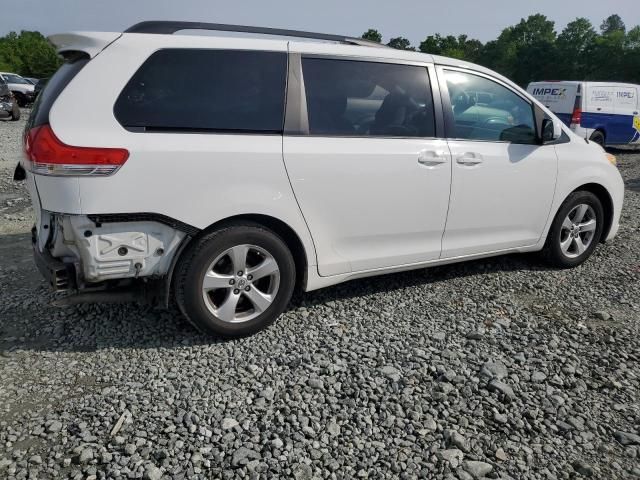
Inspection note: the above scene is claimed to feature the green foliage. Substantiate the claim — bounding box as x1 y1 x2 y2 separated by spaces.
361 29 382 43
555 18 597 79
1 15 639 86
419 34 483 62
600 14 625 35
386 37 415 51
365 13 640 86
0 30 62 78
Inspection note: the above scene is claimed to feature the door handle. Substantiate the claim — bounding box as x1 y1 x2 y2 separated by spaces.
418 150 447 168
456 153 483 166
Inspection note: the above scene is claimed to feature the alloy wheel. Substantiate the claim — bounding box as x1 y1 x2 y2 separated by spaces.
201 244 280 323
559 204 597 258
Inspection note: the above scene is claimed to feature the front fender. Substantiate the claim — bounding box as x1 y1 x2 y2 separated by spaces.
535 141 624 248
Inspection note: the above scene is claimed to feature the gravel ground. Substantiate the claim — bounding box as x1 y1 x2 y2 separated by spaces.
0 109 34 235
0 111 639 480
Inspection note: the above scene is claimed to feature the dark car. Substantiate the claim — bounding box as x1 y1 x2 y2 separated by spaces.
0 76 20 121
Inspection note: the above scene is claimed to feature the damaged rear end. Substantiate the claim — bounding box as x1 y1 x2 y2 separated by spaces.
19 31 192 305
32 212 188 305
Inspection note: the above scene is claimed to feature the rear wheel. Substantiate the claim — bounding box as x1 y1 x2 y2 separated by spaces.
542 191 604 268
175 223 296 337
590 130 605 147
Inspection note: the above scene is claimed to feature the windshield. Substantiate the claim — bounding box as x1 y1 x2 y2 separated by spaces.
3 74 30 84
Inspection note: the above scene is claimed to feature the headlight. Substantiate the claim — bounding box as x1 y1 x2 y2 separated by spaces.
605 153 617 166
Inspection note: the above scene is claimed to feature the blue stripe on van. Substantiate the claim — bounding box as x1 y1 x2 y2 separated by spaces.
581 111 637 145
555 113 571 127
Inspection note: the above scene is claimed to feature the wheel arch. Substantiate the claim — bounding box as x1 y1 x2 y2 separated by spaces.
569 183 614 243
173 213 310 294
589 128 606 144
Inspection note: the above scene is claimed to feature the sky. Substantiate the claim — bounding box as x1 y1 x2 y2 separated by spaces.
3 0 640 45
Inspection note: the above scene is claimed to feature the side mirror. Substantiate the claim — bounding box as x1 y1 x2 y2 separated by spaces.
535 104 562 144
541 118 562 143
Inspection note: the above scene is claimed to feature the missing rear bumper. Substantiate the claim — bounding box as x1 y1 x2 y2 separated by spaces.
33 240 76 291
31 213 191 307
50 277 166 307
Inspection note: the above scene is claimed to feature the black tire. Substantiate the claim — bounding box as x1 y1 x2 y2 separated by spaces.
590 130 605 147
12 92 26 108
542 191 604 268
175 223 296 337
10 103 20 121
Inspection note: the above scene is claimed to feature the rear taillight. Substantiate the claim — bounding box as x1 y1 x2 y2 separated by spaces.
571 108 582 126
24 124 128 176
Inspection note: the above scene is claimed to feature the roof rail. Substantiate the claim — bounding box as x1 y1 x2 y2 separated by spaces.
124 21 387 48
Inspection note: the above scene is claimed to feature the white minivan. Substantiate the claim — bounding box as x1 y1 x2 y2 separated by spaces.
17 22 624 337
527 81 640 147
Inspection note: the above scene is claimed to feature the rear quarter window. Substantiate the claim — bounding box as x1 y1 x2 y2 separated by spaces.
114 49 288 133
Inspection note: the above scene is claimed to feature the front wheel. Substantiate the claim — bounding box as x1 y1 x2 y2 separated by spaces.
175 223 296 337
590 131 605 148
542 191 604 268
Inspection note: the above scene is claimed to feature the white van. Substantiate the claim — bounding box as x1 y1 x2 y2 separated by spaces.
18 22 624 337
527 81 640 147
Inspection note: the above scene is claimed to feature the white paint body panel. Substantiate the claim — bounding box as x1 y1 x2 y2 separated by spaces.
303 136 624 292
552 140 624 242
526 82 579 114
29 31 625 293
284 137 451 276
49 31 122 58
584 82 639 115
442 141 558 257
33 175 81 213
41 34 318 272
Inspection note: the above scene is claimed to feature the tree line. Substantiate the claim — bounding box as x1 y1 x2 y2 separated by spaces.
0 31 61 78
363 14 639 86
0 14 635 83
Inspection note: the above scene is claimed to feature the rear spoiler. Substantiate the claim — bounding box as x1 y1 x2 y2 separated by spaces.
48 32 122 59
